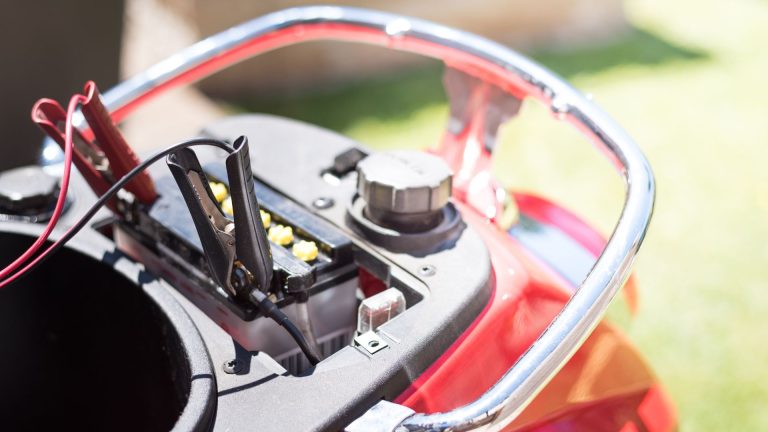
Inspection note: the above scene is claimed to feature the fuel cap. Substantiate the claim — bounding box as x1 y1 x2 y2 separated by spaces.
0 166 60 219
356 151 452 232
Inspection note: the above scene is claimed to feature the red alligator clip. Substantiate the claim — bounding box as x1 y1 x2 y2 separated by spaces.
32 81 157 210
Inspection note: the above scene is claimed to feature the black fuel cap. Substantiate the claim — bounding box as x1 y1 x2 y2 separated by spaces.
0 166 60 218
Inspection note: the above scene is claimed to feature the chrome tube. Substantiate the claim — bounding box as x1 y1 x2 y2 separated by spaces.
63 6 654 430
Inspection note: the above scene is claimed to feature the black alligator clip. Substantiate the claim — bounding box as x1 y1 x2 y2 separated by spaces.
166 136 273 297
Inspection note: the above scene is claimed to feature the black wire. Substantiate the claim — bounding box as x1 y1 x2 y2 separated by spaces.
10 137 233 281
10 136 321 366
282 318 322 366
251 290 322 366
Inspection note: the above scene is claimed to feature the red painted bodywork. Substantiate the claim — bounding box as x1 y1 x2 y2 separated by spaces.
390 77 670 429
394 196 675 430
391 97 674 428
397 167 676 431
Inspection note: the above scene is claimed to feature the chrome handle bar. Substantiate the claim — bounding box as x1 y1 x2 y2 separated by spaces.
62 6 654 431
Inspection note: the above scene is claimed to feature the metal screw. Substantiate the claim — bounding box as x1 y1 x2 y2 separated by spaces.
312 197 335 209
222 358 243 374
418 264 436 277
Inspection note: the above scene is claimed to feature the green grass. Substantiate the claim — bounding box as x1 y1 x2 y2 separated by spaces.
238 0 768 429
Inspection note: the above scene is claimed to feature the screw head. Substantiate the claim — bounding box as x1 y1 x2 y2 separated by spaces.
312 197 335 209
418 265 436 277
222 359 243 374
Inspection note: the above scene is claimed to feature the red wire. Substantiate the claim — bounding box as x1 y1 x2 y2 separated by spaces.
0 94 83 285
0 215 80 290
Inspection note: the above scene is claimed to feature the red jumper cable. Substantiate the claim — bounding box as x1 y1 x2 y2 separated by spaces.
0 81 157 287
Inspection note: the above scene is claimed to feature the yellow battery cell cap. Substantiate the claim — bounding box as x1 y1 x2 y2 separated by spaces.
292 240 319 262
208 181 228 203
221 196 233 216
268 225 293 246
259 210 271 228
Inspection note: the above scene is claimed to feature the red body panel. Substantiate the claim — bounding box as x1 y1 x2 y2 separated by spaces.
395 196 675 431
